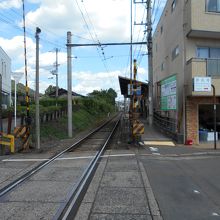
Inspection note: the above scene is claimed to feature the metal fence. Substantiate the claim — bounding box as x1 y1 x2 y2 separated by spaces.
153 111 177 136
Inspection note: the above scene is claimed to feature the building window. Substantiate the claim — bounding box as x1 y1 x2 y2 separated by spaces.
171 0 177 12
206 0 220 13
160 25 163 34
197 47 209 58
161 62 165 71
197 47 220 58
172 46 179 60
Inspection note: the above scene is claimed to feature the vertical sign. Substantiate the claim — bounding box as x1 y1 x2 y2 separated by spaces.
161 75 177 110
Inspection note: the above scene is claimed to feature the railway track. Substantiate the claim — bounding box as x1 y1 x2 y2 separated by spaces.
0 114 121 220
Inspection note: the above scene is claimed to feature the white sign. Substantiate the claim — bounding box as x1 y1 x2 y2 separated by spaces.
127 84 141 96
194 77 211 92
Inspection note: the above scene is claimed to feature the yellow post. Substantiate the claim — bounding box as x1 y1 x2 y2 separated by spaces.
8 134 15 153
0 133 15 153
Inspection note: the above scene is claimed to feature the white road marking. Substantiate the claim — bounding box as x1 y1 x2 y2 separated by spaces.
149 147 159 152
144 140 175 146
212 212 219 216
1 154 136 162
2 158 49 162
193 190 200 194
152 153 161 156
103 153 135 158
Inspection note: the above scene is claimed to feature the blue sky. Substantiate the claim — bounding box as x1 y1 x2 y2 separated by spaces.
0 0 166 100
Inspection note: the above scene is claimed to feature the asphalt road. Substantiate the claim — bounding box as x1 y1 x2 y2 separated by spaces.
139 146 220 220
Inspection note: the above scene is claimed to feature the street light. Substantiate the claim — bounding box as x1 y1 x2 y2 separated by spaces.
11 72 24 128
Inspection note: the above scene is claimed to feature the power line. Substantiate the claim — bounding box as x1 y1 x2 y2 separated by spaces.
9 8 93 42
75 0 113 82
133 7 146 58
80 0 113 74
0 11 66 50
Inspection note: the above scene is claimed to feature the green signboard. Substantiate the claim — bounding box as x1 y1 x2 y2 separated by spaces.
161 75 177 110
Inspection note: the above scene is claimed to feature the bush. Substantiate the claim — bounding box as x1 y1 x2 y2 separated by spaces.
79 97 114 115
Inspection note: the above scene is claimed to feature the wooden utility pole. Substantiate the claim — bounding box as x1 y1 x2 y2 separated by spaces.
35 27 41 150
147 0 153 125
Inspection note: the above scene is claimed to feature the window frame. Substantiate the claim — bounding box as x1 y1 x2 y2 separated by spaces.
171 0 177 12
172 45 180 60
197 46 220 59
206 0 220 13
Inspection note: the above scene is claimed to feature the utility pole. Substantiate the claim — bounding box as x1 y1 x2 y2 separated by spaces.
51 48 59 106
147 0 153 125
133 0 153 125
67 31 72 138
35 27 41 150
55 48 59 101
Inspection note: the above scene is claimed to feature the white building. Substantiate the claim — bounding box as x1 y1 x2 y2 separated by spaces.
0 47 11 108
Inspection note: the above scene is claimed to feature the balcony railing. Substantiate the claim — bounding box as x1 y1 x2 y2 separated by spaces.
207 59 220 77
186 58 220 77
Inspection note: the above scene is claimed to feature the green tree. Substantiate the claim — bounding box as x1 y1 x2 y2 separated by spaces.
88 88 117 105
44 85 56 96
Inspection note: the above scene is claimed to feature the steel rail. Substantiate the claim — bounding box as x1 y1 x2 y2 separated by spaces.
0 114 118 198
54 116 121 220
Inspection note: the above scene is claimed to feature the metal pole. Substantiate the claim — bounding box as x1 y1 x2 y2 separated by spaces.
14 81 16 128
55 48 58 105
211 84 217 150
67 31 72 138
147 0 153 125
35 27 41 150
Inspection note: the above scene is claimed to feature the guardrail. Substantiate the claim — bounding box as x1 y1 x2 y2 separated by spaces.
0 132 15 153
153 111 177 135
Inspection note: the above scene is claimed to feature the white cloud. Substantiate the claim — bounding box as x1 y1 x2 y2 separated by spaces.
0 0 163 97
28 51 67 68
73 69 121 95
23 0 140 42
0 0 21 9
0 36 36 64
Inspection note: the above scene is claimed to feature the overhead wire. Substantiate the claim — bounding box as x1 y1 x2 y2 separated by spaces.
9 7 93 43
133 7 146 58
0 10 66 50
80 0 112 73
75 0 117 88
0 6 96 54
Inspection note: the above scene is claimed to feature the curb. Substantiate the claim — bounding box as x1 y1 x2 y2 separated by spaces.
139 161 163 220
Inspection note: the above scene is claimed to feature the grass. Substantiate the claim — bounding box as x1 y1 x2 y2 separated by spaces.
39 108 108 142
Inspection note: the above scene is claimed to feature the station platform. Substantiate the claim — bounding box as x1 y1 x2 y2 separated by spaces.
141 119 172 142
